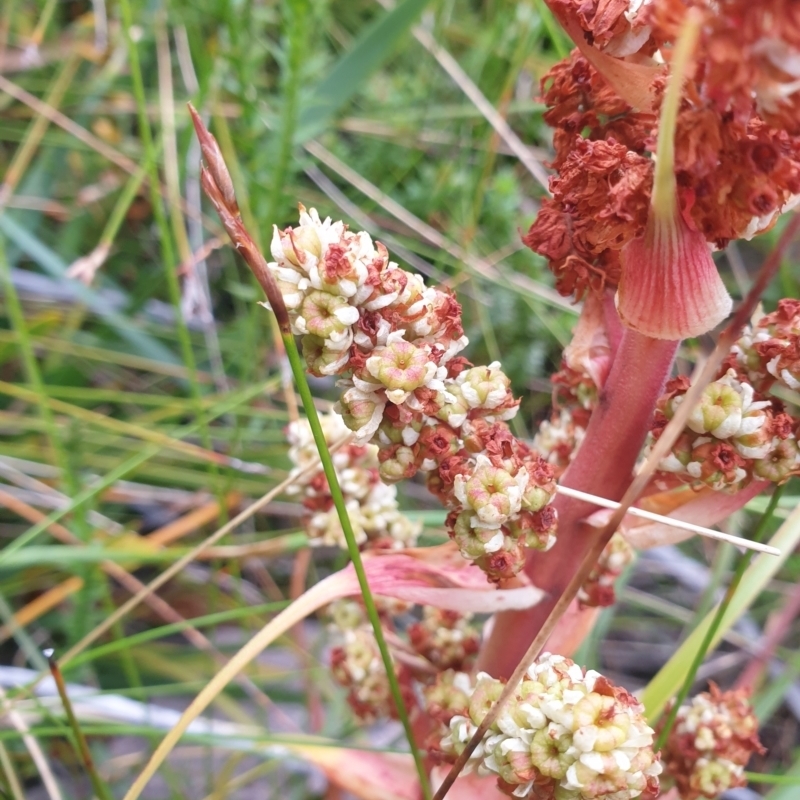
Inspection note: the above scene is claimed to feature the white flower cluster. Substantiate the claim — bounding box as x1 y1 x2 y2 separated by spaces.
327 599 479 724
441 653 661 800
734 299 800 393
270 207 559 581
286 411 420 550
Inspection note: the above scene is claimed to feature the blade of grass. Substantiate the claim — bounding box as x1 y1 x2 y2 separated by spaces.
0 379 268 473
0 52 81 209
52 435 345 672
0 213 180 365
0 684 62 800
296 0 431 142
0 738 25 800
118 0 224 516
0 379 276 560
266 0 309 224
66 600 290 670
641 494 800 721
0 236 69 481
653 485 785 750
0 329 211 381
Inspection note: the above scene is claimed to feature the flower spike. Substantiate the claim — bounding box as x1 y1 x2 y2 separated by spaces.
616 10 732 340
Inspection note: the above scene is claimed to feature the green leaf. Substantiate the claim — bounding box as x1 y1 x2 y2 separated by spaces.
296 0 431 142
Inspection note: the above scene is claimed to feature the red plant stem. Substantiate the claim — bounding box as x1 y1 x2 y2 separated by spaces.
477 327 678 677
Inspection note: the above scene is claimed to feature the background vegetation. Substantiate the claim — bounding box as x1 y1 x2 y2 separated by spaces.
0 0 798 797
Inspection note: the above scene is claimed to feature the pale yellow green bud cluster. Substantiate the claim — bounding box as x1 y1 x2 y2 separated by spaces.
534 408 589 479
439 653 661 800
733 299 800 393
649 368 800 491
271 207 558 581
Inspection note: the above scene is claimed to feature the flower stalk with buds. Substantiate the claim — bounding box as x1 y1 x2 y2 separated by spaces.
188 105 431 797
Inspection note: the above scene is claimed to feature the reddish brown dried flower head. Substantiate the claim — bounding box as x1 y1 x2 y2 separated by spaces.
526 0 800 303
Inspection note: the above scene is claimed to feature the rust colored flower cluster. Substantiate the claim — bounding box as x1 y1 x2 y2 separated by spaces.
271 208 558 581
660 683 765 799
327 599 479 723
287 412 420 550
647 303 800 491
525 0 800 301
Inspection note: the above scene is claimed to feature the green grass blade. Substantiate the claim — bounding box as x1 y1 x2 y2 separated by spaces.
653 486 784 750
280 329 432 800
641 496 800 722
296 0 431 142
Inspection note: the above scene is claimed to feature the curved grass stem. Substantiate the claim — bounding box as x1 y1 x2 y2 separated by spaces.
653 484 786 751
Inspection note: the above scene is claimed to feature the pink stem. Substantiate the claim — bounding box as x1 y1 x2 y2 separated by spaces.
477 328 678 677
735 578 800 693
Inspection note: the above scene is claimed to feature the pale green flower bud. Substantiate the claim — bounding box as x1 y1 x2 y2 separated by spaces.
366 337 436 404
453 456 526 528
438 653 661 800
686 382 743 439
754 436 800 482
458 362 513 410
297 290 359 341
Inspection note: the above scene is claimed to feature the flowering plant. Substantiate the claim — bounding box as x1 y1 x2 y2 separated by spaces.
122 2 800 799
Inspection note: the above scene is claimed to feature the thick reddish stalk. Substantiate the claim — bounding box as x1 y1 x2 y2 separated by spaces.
477 327 677 676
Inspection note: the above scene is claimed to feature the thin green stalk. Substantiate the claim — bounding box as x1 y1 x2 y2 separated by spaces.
68 600 290 670
281 329 432 800
654 484 786 751
0 236 89 548
0 591 48 672
189 106 431 798
95 158 153 251
46 651 114 800
0 237 67 474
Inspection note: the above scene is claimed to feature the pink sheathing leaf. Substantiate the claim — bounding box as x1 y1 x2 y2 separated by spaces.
343 548 544 612
586 481 770 549
258 545 543 655
617 211 732 340
288 745 420 800
559 15 662 111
